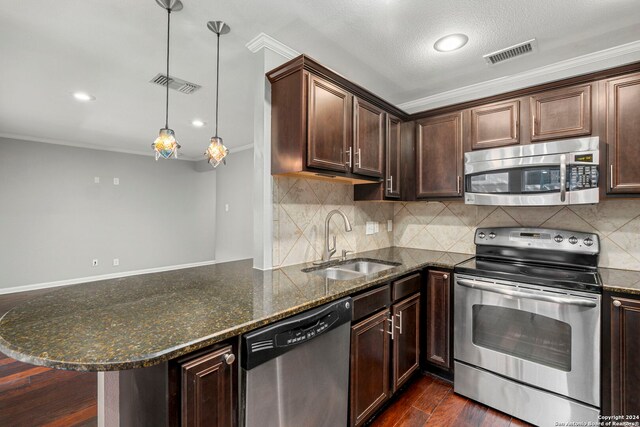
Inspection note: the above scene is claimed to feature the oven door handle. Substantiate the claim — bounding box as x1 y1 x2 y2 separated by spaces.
456 278 597 308
560 153 567 202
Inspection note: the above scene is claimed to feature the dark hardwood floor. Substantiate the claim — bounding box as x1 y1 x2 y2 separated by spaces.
371 374 532 427
0 289 97 427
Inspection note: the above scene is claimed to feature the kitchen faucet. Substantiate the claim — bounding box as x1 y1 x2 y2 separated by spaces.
319 209 353 263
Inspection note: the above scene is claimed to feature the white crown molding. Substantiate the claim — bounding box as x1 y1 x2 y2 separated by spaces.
245 33 300 60
231 143 254 153
0 260 217 295
0 132 205 161
398 39 640 113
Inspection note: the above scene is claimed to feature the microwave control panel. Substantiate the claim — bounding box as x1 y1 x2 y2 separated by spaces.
569 165 598 190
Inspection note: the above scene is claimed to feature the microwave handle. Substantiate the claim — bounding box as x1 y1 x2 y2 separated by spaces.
560 154 567 202
456 278 597 308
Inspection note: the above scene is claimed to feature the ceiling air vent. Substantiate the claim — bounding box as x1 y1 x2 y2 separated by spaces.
150 73 202 94
483 39 537 65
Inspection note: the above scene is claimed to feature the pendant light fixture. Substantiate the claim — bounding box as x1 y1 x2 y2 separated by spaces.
152 0 183 160
204 21 230 167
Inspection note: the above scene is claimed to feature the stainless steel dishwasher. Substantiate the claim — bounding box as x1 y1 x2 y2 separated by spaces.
241 297 352 427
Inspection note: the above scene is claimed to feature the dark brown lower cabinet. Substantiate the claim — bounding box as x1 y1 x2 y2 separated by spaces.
425 270 452 370
350 309 391 427
179 345 237 427
603 293 640 416
392 293 420 392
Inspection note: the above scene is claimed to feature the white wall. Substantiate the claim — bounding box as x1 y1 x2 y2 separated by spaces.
0 137 217 291
214 148 254 262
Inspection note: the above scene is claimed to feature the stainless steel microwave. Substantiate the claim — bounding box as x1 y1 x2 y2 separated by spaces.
464 137 600 206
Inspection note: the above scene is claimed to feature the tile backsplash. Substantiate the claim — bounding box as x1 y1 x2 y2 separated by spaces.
395 200 640 271
272 176 640 271
272 177 394 267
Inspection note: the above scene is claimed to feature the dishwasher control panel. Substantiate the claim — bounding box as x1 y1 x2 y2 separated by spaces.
275 311 339 347
242 297 352 370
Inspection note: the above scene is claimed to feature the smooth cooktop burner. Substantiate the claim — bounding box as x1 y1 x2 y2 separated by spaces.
455 257 602 293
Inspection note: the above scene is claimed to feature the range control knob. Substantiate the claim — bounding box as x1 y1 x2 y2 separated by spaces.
584 237 594 247
488 232 496 239
568 236 579 245
478 232 486 239
554 235 564 243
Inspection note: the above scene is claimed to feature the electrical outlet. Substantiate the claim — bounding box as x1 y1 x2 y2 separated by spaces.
225 204 229 212
113 177 120 185
387 220 393 232
113 258 119 266
94 177 100 184
366 221 379 235
374 222 379 233
92 259 98 267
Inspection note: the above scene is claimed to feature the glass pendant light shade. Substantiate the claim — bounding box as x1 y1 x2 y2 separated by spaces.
205 136 229 167
153 128 181 160
153 0 182 160
205 21 230 168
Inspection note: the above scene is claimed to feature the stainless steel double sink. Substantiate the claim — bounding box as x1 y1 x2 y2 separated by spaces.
303 259 401 281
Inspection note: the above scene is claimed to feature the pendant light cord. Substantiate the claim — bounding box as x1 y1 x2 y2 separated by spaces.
165 8 171 130
215 32 220 137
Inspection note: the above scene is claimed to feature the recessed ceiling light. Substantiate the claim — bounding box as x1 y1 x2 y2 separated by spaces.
73 92 95 102
433 34 469 52
191 119 206 127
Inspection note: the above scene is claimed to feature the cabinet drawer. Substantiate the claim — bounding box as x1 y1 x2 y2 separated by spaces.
352 285 391 322
392 273 421 301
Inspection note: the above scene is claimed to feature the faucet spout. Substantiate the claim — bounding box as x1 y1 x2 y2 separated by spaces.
320 209 353 263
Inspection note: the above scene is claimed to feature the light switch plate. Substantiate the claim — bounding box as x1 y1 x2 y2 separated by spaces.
387 220 393 232
365 221 374 235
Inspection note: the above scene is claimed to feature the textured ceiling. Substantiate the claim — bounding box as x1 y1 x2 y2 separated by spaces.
1 0 639 158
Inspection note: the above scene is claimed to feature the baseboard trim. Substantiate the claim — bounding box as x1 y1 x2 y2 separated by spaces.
0 260 217 295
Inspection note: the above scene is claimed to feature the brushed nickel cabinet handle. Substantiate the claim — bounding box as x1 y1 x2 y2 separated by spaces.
610 164 614 190
224 353 236 365
345 147 352 167
457 176 461 195
387 176 393 192
387 313 394 340
613 300 622 307
395 311 403 335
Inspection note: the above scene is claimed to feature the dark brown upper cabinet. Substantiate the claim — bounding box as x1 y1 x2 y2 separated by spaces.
470 100 520 150
416 113 463 198
603 293 640 416
386 115 402 198
268 55 406 185
530 84 592 142
353 98 385 178
308 75 352 173
606 72 640 194
425 270 452 371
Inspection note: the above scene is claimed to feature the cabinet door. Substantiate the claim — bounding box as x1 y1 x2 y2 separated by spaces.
392 293 420 392
470 100 519 150
416 113 463 198
606 73 640 193
530 84 592 141
425 271 451 370
353 98 385 177
307 75 352 172
350 310 390 427
385 115 402 198
608 295 640 415
181 345 235 427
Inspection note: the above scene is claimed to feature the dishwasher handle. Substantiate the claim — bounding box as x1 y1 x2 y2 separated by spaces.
242 297 353 370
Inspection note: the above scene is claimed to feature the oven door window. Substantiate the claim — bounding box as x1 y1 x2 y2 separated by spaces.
468 172 509 193
522 167 561 193
472 305 572 371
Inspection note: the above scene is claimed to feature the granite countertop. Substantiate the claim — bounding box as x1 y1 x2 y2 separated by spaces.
599 267 640 296
0 247 472 372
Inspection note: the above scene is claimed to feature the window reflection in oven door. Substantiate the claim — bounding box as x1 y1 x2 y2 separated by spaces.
454 275 600 407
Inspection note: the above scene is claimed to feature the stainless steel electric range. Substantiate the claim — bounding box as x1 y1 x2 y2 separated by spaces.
454 227 601 427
